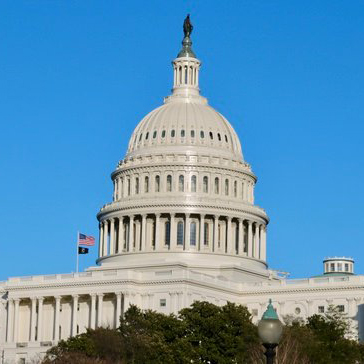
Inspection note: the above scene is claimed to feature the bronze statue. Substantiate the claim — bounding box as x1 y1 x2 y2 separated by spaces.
183 14 193 38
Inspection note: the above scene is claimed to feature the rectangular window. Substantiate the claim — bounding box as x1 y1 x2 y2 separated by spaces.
331 263 335 271
337 305 345 312
318 306 325 313
160 299 166 307
345 263 349 272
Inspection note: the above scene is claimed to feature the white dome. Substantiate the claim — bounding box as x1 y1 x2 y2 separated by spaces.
126 98 244 162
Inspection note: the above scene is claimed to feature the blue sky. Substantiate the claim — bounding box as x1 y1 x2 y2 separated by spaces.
1 1 363 280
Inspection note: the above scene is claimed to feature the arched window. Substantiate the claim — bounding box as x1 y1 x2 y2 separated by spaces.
139 133 143 142
234 181 237 197
200 130 205 138
191 175 197 192
179 175 184 192
241 182 245 199
153 131 157 139
225 135 228 142
218 133 221 141
145 176 149 193
190 222 196 246
214 177 219 194
181 129 185 137
203 176 208 193
165 221 170 245
167 175 172 192
135 177 139 194
225 179 229 195
171 130 175 138
155 175 160 192
191 130 195 138
184 65 188 83
209 132 213 140
177 221 184 245
204 222 209 245
127 179 131 196
161 130 166 138
145 132 149 140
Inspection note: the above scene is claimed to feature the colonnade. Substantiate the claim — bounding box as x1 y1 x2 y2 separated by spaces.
99 213 266 261
5 292 137 344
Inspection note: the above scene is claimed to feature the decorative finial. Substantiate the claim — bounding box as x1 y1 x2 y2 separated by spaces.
262 299 279 320
177 14 196 58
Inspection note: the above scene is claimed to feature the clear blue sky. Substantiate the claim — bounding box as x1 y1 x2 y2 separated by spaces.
1 1 363 280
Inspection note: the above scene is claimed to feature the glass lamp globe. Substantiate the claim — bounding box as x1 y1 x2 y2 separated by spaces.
258 299 283 345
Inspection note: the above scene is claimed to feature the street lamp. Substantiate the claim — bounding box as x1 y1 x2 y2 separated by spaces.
258 299 283 364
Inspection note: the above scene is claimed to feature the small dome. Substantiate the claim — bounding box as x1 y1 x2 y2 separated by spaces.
126 99 244 161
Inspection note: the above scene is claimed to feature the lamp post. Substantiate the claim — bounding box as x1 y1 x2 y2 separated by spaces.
258 299 283 364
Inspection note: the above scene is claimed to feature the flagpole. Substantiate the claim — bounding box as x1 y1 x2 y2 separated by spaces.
76 231 79 273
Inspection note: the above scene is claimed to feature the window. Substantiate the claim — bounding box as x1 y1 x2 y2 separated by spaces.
145 132 149 140
191 175 197 192
295 307 301 315
165 221 170 245
179 175 184 192
162 130 166 138
135 177 139 194
217 133 221 141
218 224 221 248
242 182 245 199
204 222 209 245
225 134 228 142
234 181 237 197
171 129 175 137
155 175 160 192
318 306 325 313
191 130 195 138
225 179 229 195
215 177 219 194
331 263 335 271
127 179 131 196
167 175 172 192
181 129 185 137
209 131 213 140
144 176 149 193
337 305 345 312
153 130 157 139
190 222 196 246
177 221 184 245
200 130 205 138
139 133 143 141
160 299 166 307
203 176 208 193
345 263 349 272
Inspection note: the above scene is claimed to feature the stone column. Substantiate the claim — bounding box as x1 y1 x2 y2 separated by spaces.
13 299 20 343
54 296 61 341
169 214 176 250
37 297 44 341
97 294 104 328
260 226 267 261
103 220 108 256
71 295 79 336
247 221 253 257
254 224 260 258
98 223 103 258
199 214 205 249
30 297 37 342
118 177 122 199
213 215 219 252
123 292 130 313
128 216 134 251
6 299 14 343
307 300 314 316
169 292 176 314
141 214 147 251
155 214 161 250
118 217 124 253
238 219 244 254
185 214 191 250
90 294 96 329
115 292 122 328
109 218 115 255
148 294 154 310
279 301 285 317
226 217 233 254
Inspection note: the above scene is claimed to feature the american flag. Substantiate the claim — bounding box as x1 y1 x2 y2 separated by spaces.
78 233 95 246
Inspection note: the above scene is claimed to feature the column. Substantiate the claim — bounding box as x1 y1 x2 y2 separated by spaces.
98 223 103 258
118 217 124 253
199 214 205 250
6 299 14 343
37 297 44 342
170 214 177 249
109 218 115 255
103 220 108 256
123 292 130 313
238 219 244 254
254 224 260 259
115 292 122 328
247 221 253 257
169 292 176 314
185 214 191 250
307 300 314 317
141 293 148 310
213 215 219 252
226 217 233 254
30 297 37 342
54 296 61 341
71 295 79 336
118 177 122 199
279 301 285 318
90 294 96 329
128 215 134 251
141 214 147 251
260 226 267 261
97 294 104 327
148 293 154 310
347 298 355 317
13 299 19 343
155 214 161 250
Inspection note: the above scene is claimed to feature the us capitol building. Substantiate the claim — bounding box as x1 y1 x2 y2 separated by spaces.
1 18 363 363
